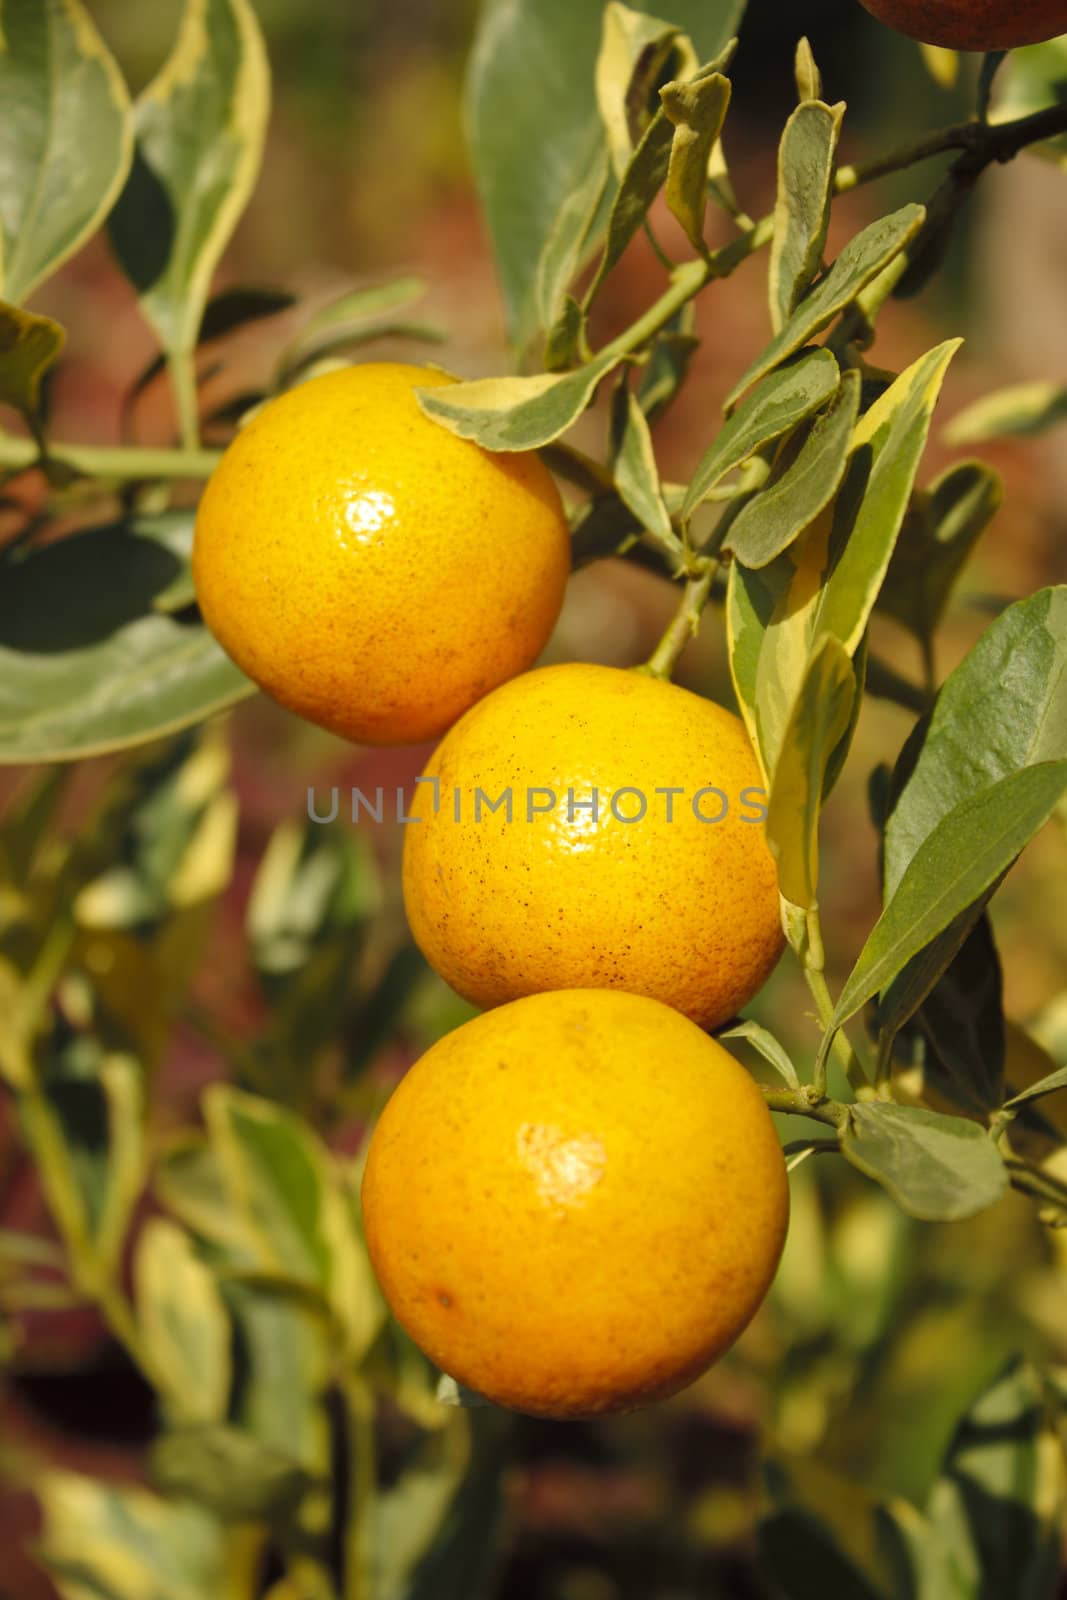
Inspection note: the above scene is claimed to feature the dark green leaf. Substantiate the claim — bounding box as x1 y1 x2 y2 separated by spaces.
0 511 254 763
916 914 1006 1115
835 763 1067 1028
769 99 844 333
108 0 269 359
683 347 839 518
726 205 924 406
885 587 1067 896
841 1102 1007 1221
0 0 133 305
726 369 859 568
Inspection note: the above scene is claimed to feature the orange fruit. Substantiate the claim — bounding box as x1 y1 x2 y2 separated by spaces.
192 363 570 745
857 0 1067 48
361 989 789 1418
402 662 784 1029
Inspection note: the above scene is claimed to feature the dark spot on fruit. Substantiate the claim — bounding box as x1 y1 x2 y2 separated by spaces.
437 1289 454 1309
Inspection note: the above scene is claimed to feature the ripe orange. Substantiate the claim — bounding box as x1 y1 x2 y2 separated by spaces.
361 989 789 1418
192 363 570 745
857 0 1067 49
402 662 784 1029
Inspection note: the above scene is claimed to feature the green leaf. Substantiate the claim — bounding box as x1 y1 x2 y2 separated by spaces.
204 1086 335 1287
74 729 235 932
733 342 958 782
204 1085 384 1360
945 379 1067 445
222 1278 331 1473
20 1044 144 1280
718 1019 800 1090
766 636 857 909
812 340 961 654
534 146 610 341
0 0 132 305
151 1424 315 1524
841 1102 1007 1221
638 300 699 420
768 99 844 334
610 380 675 547
108 0 269 359
417 352 619 451
0 510 254 764
0 302 66 424
726 205 925 407
885 587 1067 896
373 1411 505 1600
595 3 690 177
877 461 1002 646
683 347 839 519
465 0 744 348
661 72 732 255
922 1361 1066 1598
35 1471 230 1600
726 368 860 568
834 763 1067 1029
154 1134 254 1257
588 106 677 301
1004 1063 1067 1109
135 1217 231 1426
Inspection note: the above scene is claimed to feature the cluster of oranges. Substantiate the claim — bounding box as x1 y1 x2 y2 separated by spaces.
193 363 790 1418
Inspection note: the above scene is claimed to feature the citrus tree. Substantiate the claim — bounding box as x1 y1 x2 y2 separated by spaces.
1 0 1067 1596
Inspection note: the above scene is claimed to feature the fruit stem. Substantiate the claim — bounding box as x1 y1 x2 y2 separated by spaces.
0 428 221 482
641 560 717 680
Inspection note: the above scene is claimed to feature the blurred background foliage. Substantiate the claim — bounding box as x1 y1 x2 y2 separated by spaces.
1 1 1065 1597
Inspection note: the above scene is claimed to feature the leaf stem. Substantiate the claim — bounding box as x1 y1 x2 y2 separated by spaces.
641 560 716 679
804 963 872 1095
0 430 220 482
169 348 202 453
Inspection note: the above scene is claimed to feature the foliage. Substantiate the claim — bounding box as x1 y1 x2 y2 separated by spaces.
0 1 1066 1598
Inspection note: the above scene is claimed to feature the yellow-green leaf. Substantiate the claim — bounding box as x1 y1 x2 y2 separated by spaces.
136 1216 231 1425
0 301 65 424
